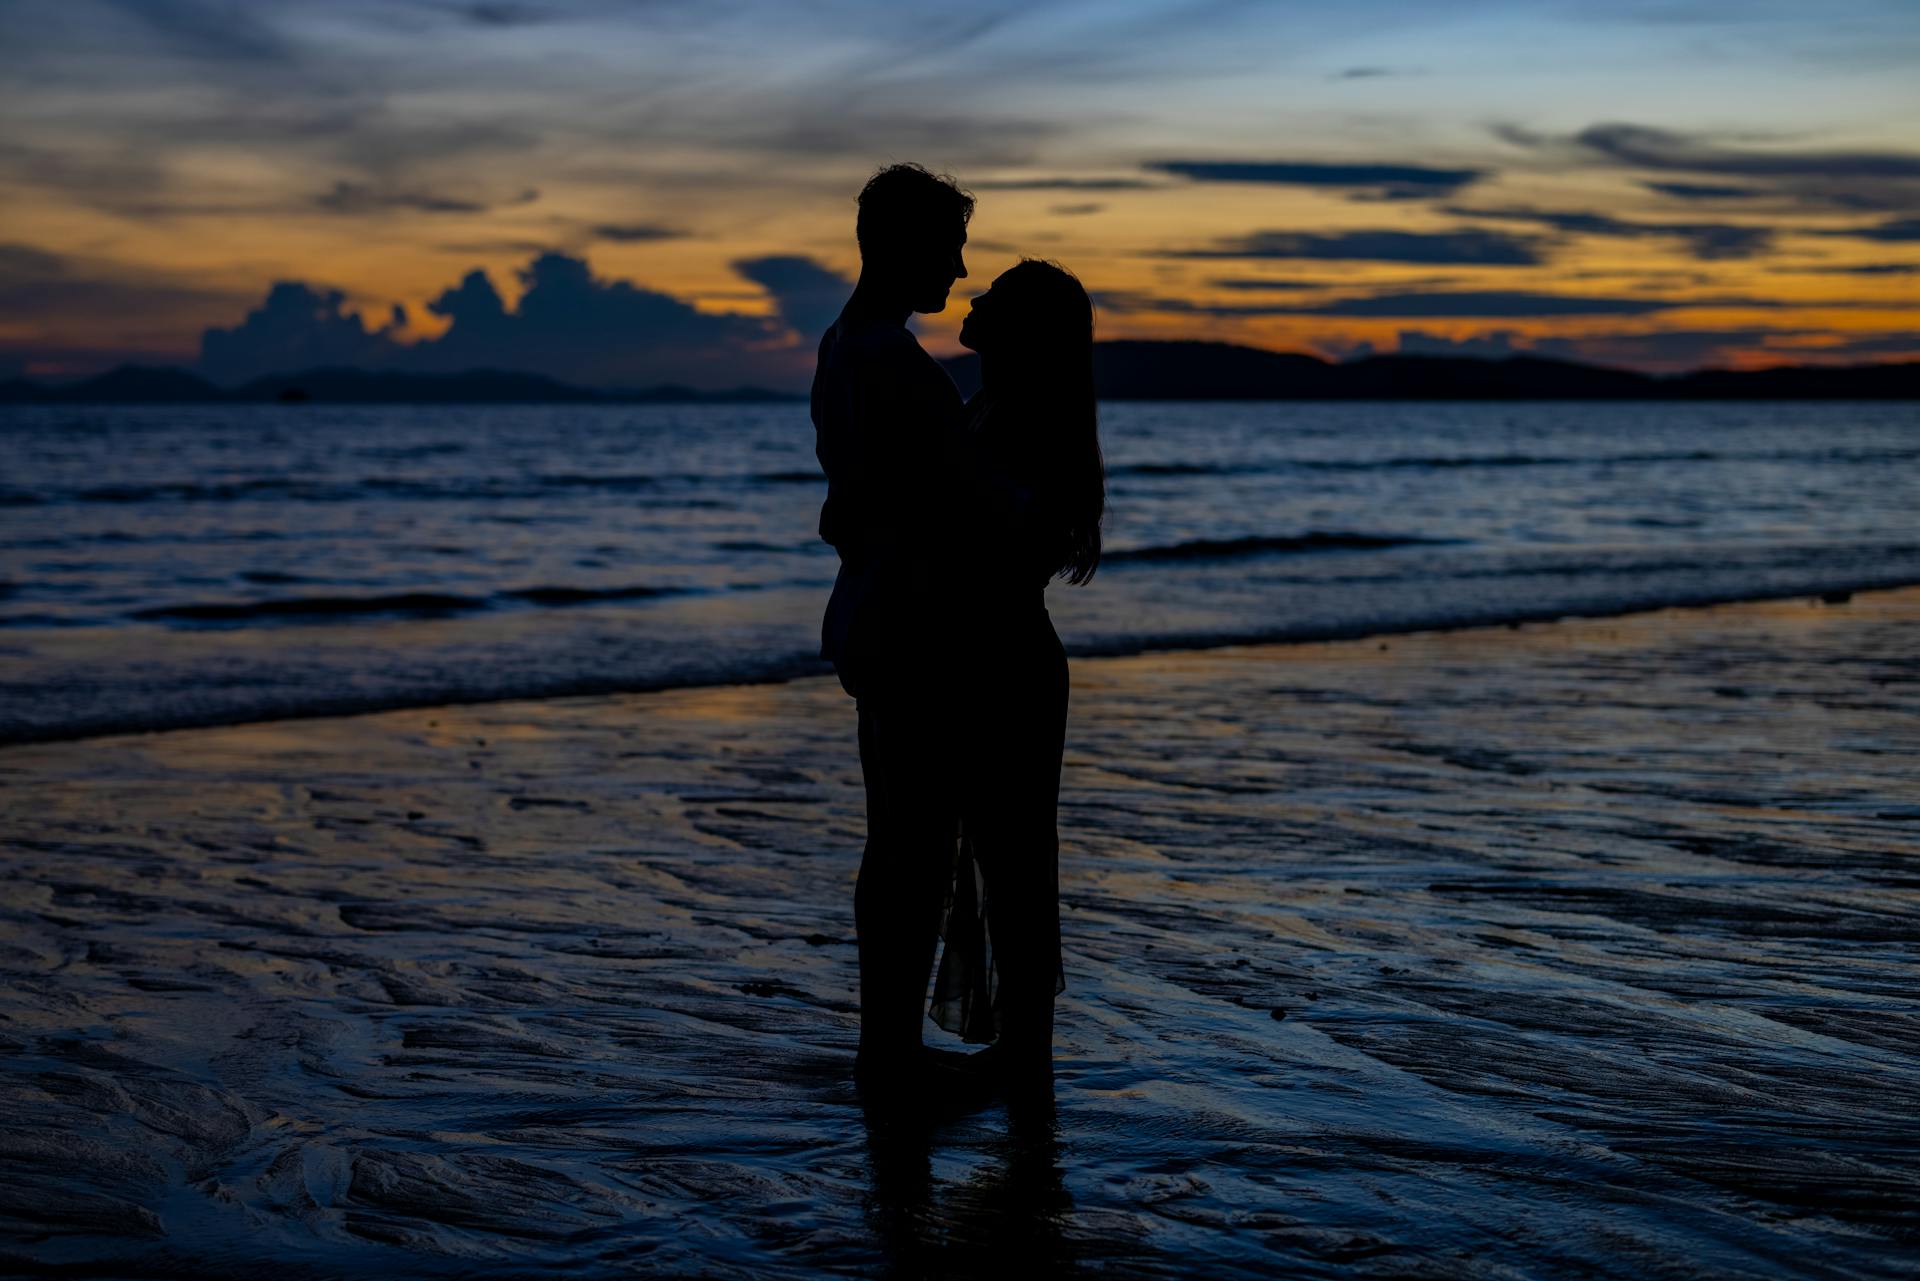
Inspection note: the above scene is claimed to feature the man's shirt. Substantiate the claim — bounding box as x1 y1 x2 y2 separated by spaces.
811 314 966 671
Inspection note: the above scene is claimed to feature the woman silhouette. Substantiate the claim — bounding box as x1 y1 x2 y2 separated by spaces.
929 259 1104 1086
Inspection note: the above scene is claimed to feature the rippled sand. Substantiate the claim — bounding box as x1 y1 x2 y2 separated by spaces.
2 590 1916 1279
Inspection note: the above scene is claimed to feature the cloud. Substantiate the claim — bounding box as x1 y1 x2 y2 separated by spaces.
198 252 809 389
1786 333 1920 359
1093 287 1686 318
591 223 688 242
1166 229 1544 265
968 177 1156 191
445 2 550 25
1643 181 1764 201
732 254 851 342
97 0 297 64
1207 278 1320 291
1818 218 1920 243
315 181 540 215
1049 203 1104 216
1146 160 1484 201
1289 290 1680 317
1575 123 1920 181
0 240 252 358
1332 66 1394 80
199 282 406 383
1445 204 1773 260
1792 262 1920 275
1506 122 1920 213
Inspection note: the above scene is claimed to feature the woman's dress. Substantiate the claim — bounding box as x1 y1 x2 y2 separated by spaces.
928 394 1071 1045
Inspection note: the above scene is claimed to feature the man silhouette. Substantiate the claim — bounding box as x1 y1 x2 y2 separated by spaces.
812 162 973 1094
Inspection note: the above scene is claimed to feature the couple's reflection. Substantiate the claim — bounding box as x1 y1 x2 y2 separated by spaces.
860 1090 1077 1278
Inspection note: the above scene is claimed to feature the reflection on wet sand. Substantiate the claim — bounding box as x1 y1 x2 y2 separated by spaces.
1 589 1916 1278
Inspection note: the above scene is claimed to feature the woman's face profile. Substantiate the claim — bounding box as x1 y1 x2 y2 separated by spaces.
957 276 1005 353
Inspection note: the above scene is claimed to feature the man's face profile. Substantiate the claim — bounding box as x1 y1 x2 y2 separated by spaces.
905 227 968 314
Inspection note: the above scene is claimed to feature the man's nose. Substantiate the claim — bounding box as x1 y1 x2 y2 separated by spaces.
953 251 968 280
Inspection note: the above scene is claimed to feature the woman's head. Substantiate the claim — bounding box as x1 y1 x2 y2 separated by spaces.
958 258 1092 365
959 259 1104 585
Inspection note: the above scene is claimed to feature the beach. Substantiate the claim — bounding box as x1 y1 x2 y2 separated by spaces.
2 587 1917 1279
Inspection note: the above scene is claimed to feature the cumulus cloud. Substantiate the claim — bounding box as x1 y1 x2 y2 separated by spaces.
1146 160 1483 201
1165 229 1544 265
198 251 821 389
731 255 852 343
199 282 406 383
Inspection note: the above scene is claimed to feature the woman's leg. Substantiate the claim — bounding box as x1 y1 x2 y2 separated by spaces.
964 617 1069 1061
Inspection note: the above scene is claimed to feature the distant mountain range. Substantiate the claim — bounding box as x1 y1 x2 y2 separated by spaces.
4 343 1917 404
942 342 1920 400
0 365 797 405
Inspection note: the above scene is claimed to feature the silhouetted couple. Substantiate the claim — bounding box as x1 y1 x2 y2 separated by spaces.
813 163 1104 1106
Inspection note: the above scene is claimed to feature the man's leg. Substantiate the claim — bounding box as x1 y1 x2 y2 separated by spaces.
853 687 960 1065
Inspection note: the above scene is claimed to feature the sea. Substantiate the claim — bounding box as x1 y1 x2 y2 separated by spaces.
3 399 1918 742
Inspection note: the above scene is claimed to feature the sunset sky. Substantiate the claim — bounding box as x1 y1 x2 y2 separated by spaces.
4 0 1918 388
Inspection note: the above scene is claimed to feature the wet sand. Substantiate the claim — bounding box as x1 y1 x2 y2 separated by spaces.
2 589 1916 1279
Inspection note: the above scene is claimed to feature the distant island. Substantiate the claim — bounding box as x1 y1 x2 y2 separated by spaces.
4 343 1917 403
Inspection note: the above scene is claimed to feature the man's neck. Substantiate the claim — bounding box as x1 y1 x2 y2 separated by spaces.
842 277 913 330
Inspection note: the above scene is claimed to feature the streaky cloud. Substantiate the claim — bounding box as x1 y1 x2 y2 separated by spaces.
592 223 688 242
970 177 1157 190
1147 160 1484 200
1445 204 1773 260
315 181 539 215
1577 123 1920 180
1643 181 1763 201
1093 288 1688 318
1167 229 1543 265
1818 218 1920 243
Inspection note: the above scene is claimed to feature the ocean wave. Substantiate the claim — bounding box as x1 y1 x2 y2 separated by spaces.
500 584 680 606
1107 532 1452 563
132 592 492 622
129 581 687 625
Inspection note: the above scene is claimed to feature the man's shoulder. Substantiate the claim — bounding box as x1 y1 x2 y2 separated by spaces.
831 321 927 366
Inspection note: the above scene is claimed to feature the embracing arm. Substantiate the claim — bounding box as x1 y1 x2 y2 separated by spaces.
824 333 968 565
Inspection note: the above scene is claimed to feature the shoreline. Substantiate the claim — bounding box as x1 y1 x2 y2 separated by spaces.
6 573 1920 748
2 583 1915 1277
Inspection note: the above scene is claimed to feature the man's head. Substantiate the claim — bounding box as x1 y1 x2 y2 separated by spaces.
855 162 972 313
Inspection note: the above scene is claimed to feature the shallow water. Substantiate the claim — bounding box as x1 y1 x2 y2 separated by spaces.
2 591 1915 1278
3 400 1918 741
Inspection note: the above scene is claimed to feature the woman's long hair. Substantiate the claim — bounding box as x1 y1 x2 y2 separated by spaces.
984 259 1104 584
